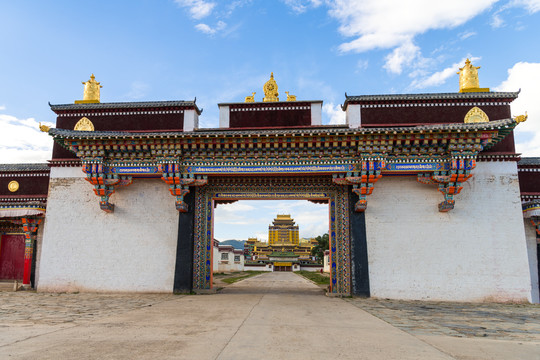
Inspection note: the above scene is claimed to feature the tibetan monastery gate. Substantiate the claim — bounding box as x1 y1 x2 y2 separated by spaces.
23 65 539 302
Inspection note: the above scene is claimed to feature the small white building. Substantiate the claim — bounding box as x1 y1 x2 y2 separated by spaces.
213 240 245 273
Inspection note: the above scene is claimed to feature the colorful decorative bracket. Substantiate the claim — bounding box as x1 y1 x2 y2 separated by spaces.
417 156 476 212
21 217 42 287
531 217 540 236
333 157 385 212
83 162 133 213
522 201 540 236
159 163 207 212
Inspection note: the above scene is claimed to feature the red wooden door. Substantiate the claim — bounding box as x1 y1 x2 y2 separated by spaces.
0 235 25 280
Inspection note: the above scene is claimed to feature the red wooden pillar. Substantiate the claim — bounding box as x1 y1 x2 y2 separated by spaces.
21 217 42 288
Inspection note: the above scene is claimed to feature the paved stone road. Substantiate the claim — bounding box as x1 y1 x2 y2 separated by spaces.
348 297 540 341
0 272 539 359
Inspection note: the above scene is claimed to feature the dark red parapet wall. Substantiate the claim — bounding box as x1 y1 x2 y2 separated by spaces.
0 164 50 198
518 158 540 196
225 102 316 129
49 101 200 160
230 108 311 128
344 92 520 155
359 104 511 126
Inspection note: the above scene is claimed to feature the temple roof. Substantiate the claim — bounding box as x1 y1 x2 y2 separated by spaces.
0 163 50 172
47 118 516 139
343 91 519 109
49 100 202 114
518 157 540 166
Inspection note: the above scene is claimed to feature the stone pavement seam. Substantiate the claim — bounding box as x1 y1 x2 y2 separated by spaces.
0 324 78 349
339 298 457 359
214 293 264 360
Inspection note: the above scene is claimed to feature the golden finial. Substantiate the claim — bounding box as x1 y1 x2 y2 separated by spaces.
514 112 528 124
39 122 50 132
464 106 489 123
245 92 256 103
457 59 489 93
263 72 279 102
75 74 102 104
74 117 95 131
285 91 296 102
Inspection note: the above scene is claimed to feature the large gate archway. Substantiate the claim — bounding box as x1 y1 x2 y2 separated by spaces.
45 114 519 296
192 176 350 295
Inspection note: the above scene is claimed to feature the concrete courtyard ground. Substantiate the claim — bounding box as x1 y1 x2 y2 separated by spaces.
0 272 539 359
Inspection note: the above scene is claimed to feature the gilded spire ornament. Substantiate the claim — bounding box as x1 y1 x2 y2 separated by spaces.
285 91 296 102
514 112 528 124
457 59 489 93
39 122 50 132
263 72 279 102
245 92 256 103
75 74 102 104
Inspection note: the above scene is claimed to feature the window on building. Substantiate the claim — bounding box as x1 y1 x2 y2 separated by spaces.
221 252 229 260
234 255 240 262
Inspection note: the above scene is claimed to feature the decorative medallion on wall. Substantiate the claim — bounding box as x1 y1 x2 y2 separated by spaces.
8 181 19 192
74 117 95 131
464 107 489 123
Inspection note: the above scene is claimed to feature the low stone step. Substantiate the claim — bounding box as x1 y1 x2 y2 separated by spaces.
0 280 20 291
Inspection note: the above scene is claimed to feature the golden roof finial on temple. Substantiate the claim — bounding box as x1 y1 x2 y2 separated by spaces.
75 74 102 104
263 72 279 102
514 112 528 124
245 92 256 103
457 59 489 93
285 91 296 102
39 122 50 133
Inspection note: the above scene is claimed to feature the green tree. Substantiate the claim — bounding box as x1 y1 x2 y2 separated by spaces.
311 233 329 263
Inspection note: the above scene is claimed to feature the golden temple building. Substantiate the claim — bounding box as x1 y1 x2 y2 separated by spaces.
244 214 319 271
268 214 299 245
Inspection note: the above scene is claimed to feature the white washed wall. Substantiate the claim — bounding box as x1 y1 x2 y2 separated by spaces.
524 219 539 303
34 224 45 289
365 161 536 302
38 168 179 292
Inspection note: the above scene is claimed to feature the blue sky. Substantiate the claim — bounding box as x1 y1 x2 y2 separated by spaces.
1 1 539 242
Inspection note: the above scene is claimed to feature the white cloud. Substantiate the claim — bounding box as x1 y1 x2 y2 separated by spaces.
459 31 477 40
510 0 540 12
356 59 369 71
495 62 540 156
491 0 540 28
282 0 322 13
491 13 505 27
329 0 496 52
0 105 5 111
175 0 216 19
216 202 255 213
125 81 149 100
409 56 480 89
195 20 226 35
327 0 497 72
383 40 421 74
323 103 346 125
0 113 54 163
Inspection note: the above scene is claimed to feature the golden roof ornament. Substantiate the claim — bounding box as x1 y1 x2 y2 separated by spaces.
457 59 489 93
263 72 279 102
75 74 102 104
514 112 528 124
74 117 95 131
39 122 50 132
464 106 489 123
245 92 256 103
8 181 19 193
285 91 296 102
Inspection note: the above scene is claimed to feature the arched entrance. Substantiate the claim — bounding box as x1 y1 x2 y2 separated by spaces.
192 176 351 296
